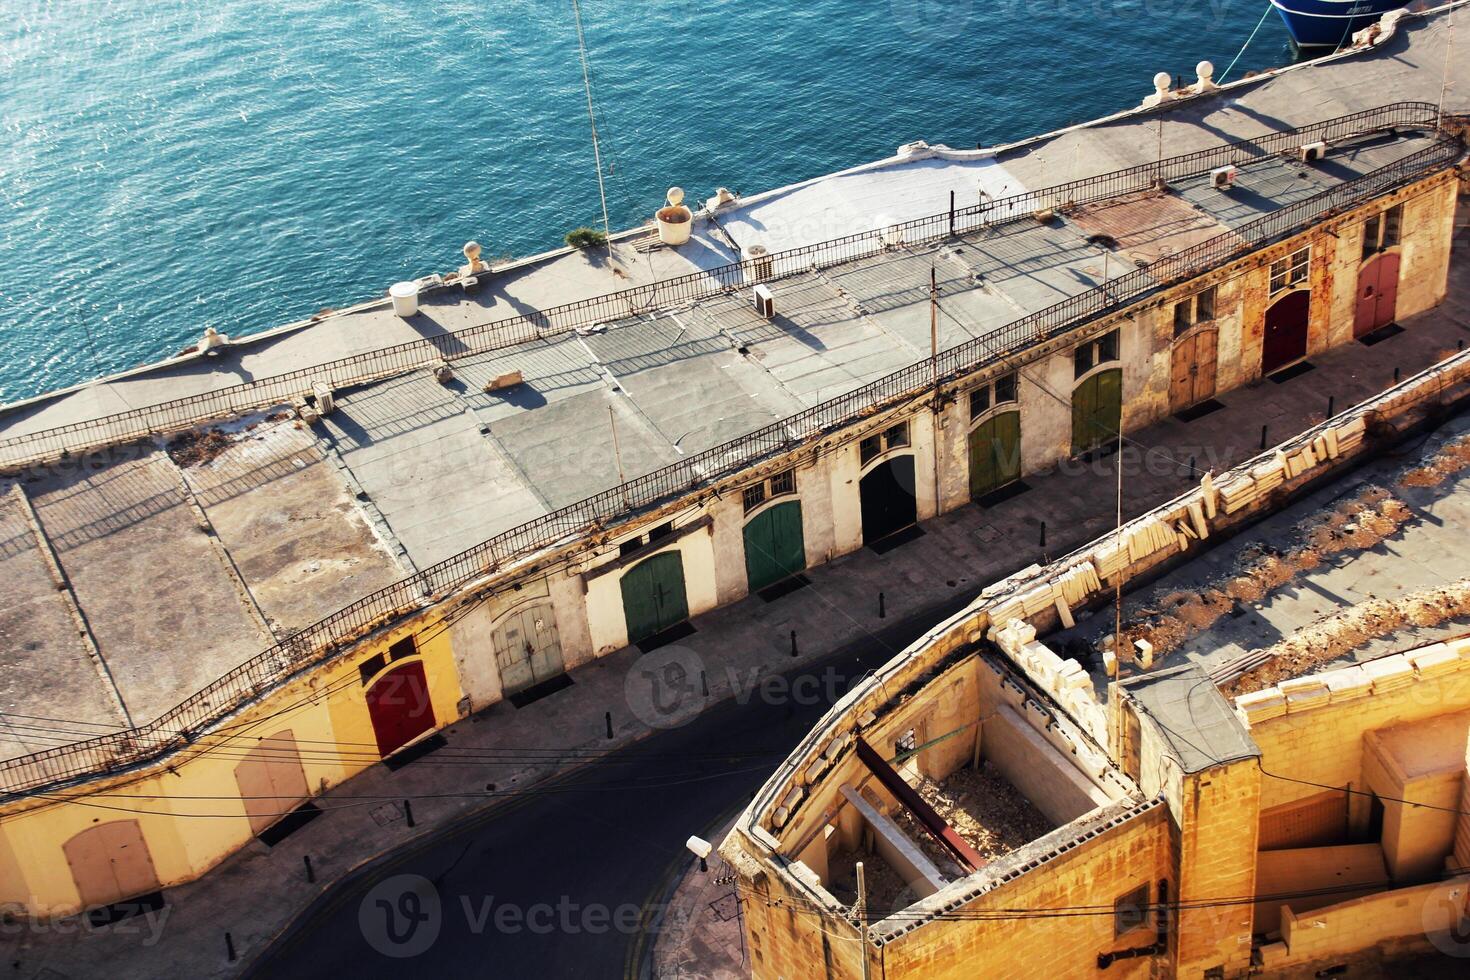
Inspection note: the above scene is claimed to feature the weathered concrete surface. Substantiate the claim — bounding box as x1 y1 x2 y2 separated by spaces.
179 421 408 635
25 447 272 722
0 489 126 759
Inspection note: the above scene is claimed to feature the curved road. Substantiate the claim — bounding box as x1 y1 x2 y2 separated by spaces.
246 593 974 980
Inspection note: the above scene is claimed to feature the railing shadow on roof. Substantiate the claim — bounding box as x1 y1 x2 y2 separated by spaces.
0 102 1461 799
0 102 1444 471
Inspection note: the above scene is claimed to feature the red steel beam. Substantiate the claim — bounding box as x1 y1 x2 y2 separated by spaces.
854 737 986 872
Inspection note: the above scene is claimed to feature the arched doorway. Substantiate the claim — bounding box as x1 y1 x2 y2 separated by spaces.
743 500 807 593
365 660 436 757
492 604 565 697
620 551 689 645
1072 369 1122 456
1354 252 1400 339
1169 326 1218 414
860 455 917 545
968 411 1021 500
63 820 160 911
1262 291 1310 376
233 730 310 835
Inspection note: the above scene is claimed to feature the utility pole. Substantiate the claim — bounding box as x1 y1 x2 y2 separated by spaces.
608 406 629 508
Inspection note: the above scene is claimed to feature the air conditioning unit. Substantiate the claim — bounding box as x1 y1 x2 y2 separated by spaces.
1210 165 1238 190
310 380 335 416
753 284 775 320
1299 141 1328 163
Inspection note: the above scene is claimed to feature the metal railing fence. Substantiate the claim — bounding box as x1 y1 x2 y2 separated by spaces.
0 103 1460 797
0 102 1442 470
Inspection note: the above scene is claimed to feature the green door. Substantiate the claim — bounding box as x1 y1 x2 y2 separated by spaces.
620 551 689 644
968 410 1021 499
1072 368 1122 455
743 501 807 593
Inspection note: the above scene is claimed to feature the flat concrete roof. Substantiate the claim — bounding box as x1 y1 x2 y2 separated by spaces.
1121 663 1261 774
0 10 1463 758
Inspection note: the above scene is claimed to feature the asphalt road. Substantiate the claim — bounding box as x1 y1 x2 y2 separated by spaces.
246 590 976 980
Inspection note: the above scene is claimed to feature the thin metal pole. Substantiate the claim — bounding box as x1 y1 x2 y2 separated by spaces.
571 0 615 271
856 861 871 980
608 406 629 507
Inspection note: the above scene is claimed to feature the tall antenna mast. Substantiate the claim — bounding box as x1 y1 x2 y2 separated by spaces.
1439 3 1456 124
571 0 615 269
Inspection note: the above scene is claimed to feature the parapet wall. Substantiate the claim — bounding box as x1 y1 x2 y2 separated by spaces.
1237 635 1470 814
980 345 1470 739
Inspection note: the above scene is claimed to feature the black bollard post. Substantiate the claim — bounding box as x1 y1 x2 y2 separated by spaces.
878 592 886 619
1186 455 1196 478
1394 366 1401 384
304 855 314 883
1039 521 1046 548
404 800 415 828
605 711 613 739
700 670 709 696
790 629 798 658
1260 424 1268 450
1327 396 1334 419
226 933 237 963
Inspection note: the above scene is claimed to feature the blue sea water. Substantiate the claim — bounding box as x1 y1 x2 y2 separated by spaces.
0 0 1290 403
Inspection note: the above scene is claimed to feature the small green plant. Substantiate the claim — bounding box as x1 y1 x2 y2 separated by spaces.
565 226 608 249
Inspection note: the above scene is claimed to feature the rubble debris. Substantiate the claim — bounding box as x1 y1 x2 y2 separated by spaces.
1229 578 1470 694
1398 431 1470 487
1120 486 1411 658
165 428 232 467
898 763 1054 862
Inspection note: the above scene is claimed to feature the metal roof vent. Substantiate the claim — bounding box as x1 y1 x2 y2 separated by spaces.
1210 165 1239 191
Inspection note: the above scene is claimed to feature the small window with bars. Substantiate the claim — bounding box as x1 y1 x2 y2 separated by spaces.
1362 204 1402 259
1074 329 1120 379
859 422 911 465
742 469 797 513
969 372 1017 419
1173 286 1217 337
1269 246 1310 296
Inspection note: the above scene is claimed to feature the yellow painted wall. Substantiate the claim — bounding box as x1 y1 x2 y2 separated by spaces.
0 603 467 918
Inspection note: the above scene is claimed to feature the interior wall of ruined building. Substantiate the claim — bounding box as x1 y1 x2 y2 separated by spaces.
874 800 1171 980
1237 641 1470 967
772 652 1132 930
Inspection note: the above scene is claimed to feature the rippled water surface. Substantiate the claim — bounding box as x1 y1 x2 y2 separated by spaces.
0 0 1290 401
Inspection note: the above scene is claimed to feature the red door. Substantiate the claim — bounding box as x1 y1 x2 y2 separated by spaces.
366 660 435 757
1262 291 1310 376
1353 252 1400 338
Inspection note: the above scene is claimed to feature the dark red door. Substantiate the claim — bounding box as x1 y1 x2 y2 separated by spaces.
1262 291 1310 376
1353 252 1400 338
366 660 435 757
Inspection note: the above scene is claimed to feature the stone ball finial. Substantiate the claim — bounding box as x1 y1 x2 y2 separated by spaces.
1196 60 1214 83
1153 71 1172 95
463 241 482 262
666 186 685 208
